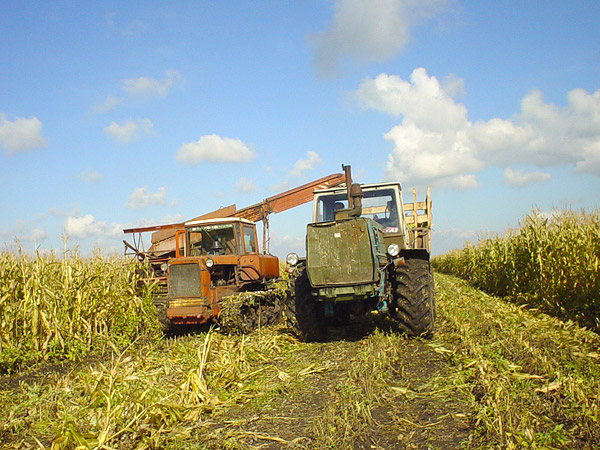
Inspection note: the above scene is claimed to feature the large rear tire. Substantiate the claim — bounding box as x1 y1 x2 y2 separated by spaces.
391 258 435 337
285 269 327 342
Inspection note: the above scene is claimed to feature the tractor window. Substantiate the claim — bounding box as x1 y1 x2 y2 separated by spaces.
315 194 348 222
361 189 399 232
242 225 257 253
315 188 400 233
187 223 238 256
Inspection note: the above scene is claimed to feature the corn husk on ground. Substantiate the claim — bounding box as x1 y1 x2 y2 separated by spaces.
2 276 599 449
216 280 287 334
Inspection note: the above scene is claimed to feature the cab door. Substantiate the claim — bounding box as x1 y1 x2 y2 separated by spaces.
238 224 279 280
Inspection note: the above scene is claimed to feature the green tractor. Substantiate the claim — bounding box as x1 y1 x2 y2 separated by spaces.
285 165 434 341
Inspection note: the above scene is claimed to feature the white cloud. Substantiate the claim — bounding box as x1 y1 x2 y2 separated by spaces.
160 213 186 224
133 212 186 228
103 118 154 144
234 176 257 193
77 171 103 183
49 206 81 219
0 113 46 154
121 69 181 98
503 168 551 188
0 221 47 243
357 70 468 130
268 232 305 259
382 121 483 188
535 209 562 222
310 0 448 77
175 134 255 165
90 96 121 114
450 174 480 190
267 180 290 193
64 214 122 239
90 70 181 114
575 141 600 174
289 151 323 177
29 228 48 242
126 186 178 210
355 67 600 189
264 153 323 194
442 73 466 98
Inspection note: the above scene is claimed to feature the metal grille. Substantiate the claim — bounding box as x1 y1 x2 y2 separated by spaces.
307 218 375 286
169 263 201 298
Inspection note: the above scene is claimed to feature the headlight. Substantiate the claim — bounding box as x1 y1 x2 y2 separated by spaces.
160 263 168 272
286 252 299 266
387 243 400 257
205 258 214 268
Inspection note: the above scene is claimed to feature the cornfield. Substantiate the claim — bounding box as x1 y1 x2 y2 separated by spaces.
1 238 600 448
432 208 600 332
0 247 160 373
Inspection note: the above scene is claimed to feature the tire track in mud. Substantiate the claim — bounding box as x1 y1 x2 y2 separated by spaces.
207 319 474 450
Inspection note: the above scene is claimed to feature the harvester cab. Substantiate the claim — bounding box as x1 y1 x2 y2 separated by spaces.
165 217 279 325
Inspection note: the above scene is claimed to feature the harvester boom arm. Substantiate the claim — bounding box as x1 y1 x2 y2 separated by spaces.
232 173 345 222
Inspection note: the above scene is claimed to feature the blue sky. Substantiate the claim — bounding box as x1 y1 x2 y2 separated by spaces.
1 0 599 258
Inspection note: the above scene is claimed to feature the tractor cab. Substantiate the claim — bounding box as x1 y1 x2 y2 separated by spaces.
312 182 410 250
185 218 258 257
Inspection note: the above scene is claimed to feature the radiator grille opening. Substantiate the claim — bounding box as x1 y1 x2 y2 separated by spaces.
169 263 201 298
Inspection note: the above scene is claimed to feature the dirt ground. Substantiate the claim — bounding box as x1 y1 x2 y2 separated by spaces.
0 316 474 450
1 297 480 450
201 318 474 450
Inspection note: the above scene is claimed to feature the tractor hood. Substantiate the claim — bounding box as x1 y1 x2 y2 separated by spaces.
306 217 383 287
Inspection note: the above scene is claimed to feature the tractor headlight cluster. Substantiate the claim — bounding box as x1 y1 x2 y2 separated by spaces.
205 258 214 268
160 263 168 272
387 243 400 257
286 252 299 266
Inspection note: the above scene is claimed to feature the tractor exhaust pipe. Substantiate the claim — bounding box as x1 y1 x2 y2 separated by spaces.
343 164 353 206
336 164 363 219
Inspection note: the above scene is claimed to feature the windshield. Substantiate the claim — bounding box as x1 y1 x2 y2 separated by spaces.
242 225 258 253
315 188 400 233
187 223 238 256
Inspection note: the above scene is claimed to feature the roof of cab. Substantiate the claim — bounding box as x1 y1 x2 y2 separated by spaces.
185 217 254 227
313 181 402 195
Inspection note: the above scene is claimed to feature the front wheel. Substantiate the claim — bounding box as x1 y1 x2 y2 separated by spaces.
391 258 435 337
285 269 327 342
